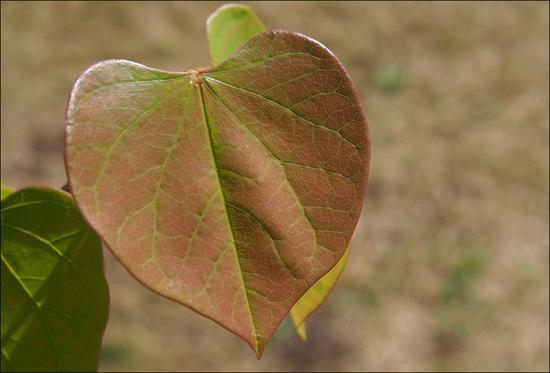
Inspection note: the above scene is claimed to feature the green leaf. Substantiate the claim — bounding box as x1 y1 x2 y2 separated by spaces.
290 247 350 341
65 30 370 357
207 3 266 66
1 183 13 200
1 187 109 372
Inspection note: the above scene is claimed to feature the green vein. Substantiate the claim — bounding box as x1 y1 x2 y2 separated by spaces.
204 76 360 153
1 224 90 296
203 82 318 264
148 83 194 278
86 84 182 216
197 83 260 352
169 190 219 281
73 72 187 113
49 231 81 244
1 253 61 370
1 346 14 371
214 51 322 73
225 202 298 279
260 69 337 95
1 200 71 213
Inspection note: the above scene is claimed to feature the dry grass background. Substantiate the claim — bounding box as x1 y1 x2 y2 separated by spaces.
1 1 549 371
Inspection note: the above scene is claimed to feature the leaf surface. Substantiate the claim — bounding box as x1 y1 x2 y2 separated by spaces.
207 3 266 66
65 30 370 357
290 247 349 341
1 187 109 371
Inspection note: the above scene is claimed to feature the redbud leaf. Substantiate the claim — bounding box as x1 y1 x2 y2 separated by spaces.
65 30 370 357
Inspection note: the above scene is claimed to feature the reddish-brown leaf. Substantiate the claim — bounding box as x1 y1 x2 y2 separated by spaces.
65 30 370 357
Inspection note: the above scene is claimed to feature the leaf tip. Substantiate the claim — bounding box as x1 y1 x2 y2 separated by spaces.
296 322 308 341
253 341 265 360
206 3 250 29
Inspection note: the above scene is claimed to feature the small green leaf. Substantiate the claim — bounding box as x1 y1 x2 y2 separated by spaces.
1 183 13 200
1 187 109 372
207 3 266 66
290 247 350 340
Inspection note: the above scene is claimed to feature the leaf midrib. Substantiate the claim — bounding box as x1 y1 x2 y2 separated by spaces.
196 83 260 353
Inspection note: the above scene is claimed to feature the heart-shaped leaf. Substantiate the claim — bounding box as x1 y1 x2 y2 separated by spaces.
65 30 370 357
290 247 349 341
207 3 266 66
1 187 109 371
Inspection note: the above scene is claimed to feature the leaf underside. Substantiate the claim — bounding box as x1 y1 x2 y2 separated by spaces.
1 188 109 371
65 30 369 357
290 247 350 340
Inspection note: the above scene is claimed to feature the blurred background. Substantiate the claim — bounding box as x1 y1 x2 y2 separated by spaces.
1 1 549 371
